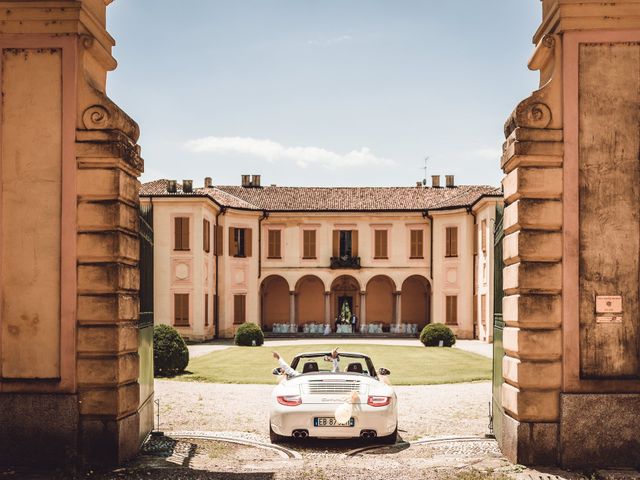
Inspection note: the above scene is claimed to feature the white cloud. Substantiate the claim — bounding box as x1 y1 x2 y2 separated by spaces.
473 147 503 159
184 136 394 169
307 35 352 47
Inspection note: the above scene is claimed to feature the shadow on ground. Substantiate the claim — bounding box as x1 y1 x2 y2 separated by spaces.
279 432 410 455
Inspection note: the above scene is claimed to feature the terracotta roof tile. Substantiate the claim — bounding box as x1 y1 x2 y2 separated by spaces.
140 180 501 212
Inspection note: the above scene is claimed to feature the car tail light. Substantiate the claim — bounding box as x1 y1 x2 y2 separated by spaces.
277 395 302 406
367 395 391 407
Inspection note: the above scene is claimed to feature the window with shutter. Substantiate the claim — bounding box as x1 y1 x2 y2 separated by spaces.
474 224 478 255
214 225 223 255
204 294 209 326
246 229 253 257
174 217 190 251
445 227 458 257
203 219 211 253
374 230 388 259
339 230 353 257
481 220 487 253
174 293 189 326
410 230 424 259
268 230 281 258
231 228 252 257
234 295 246 324
445 295 458 325
303 230 316 259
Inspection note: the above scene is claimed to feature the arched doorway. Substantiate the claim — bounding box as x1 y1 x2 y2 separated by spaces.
366 275 396 328
330 275 361 326
296 275 325 325
260 275 289 332
401 275 431 329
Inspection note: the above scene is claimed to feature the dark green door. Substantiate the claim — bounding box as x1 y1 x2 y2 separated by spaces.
492 204 505 443
138 203 154 444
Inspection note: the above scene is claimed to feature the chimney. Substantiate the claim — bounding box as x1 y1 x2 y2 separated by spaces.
445 175 455 188
431 175 441 188
204 177 213 188
252 174 261 187
183 179 193 193
167 180 177 193
241 174 251 187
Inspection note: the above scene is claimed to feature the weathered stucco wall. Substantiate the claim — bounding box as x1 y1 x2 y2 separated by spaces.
0 0 147 467
500 0 640 468
1 48 63 379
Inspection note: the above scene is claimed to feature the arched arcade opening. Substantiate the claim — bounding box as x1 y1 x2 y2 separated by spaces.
366 275 396 329
401 275 431 330
295 275 325 326
260 275 289 332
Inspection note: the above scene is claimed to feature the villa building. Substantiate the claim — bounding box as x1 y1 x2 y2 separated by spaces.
140 175 502 342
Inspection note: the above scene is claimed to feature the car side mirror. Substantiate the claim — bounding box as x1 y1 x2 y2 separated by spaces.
378 367 390 376
272 367 283 376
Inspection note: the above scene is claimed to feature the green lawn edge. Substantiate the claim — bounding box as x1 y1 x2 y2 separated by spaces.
167 344 492 386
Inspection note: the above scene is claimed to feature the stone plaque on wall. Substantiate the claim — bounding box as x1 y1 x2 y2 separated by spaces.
578 42 640 378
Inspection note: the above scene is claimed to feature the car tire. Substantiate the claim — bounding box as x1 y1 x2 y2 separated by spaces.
269 424 285 444
379 425 397 445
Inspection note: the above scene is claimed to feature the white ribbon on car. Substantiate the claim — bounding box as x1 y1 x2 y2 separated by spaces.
334 391 359 424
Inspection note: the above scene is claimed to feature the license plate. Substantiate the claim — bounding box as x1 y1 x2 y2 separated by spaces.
314 417 355 427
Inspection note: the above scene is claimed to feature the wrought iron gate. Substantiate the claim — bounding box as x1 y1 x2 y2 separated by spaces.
491 203 505 443
138 203 154 443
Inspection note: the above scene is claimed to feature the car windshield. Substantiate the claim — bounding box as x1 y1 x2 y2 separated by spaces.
290 353 376 378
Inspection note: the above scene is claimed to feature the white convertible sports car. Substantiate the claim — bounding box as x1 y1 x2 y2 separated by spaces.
269 351 398 444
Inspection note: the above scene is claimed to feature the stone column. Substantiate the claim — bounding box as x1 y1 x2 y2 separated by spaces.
324 292 331 324
394 292 402 326
289 292 296 327
0 0 146 467
500 0 640 469
360 291 367 326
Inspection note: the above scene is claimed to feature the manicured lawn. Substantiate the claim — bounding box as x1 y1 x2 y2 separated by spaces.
177 344 491 385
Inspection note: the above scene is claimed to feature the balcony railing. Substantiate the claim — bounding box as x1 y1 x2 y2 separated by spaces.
330 256 361 269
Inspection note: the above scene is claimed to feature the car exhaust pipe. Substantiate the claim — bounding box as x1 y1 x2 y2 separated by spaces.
292 429 308 439
360 430 377 439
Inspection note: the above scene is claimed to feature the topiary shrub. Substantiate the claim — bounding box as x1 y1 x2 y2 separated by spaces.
419 323 456 347
235 322 264 346
153 324 189 376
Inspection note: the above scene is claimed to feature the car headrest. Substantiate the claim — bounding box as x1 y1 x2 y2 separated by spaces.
302 361 319 373
346 362 363 373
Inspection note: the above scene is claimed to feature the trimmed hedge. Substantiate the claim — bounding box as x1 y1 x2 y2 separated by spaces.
235 322 264 346
153 324 189 376
419 323 456 347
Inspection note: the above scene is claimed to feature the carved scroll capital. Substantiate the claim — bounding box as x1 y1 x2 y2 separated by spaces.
81 87 140 142
504 34 562 138
82 105 111 130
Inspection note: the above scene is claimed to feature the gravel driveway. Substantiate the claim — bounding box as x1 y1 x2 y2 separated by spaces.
155 379 492 441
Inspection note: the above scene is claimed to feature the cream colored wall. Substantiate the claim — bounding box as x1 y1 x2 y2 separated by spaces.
144 197 217 341
147 197 497 341
260 212 431 292
473 199 498 342
217 209 261 338
430 209 475 339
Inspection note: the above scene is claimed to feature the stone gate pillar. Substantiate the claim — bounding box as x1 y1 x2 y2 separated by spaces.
0 0 147 467
501 0 640 468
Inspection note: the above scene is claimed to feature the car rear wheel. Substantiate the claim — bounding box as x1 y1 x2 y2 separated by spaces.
269 424 285 444
378 425 398 445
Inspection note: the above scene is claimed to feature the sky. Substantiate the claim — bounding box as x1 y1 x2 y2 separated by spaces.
108 1 541 188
